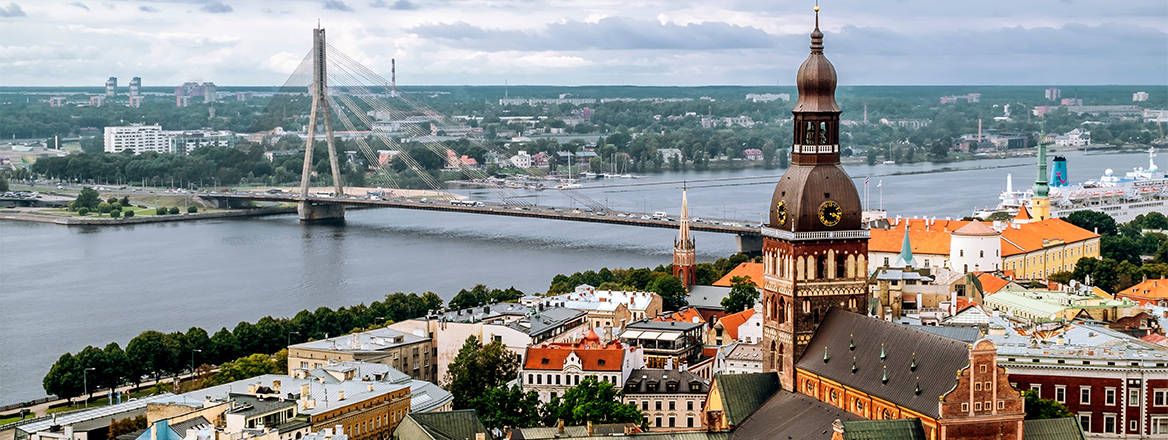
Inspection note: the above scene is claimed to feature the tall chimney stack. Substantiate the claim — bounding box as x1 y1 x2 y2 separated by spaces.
391 58 396 96
977 119 983 142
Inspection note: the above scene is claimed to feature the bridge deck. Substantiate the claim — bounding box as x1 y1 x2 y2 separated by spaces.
206 193 761 236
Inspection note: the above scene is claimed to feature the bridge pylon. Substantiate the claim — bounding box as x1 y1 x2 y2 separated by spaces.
298 26 345 223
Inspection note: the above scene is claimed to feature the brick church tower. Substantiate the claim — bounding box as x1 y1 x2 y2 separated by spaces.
673 186 697 289
760 6 869 391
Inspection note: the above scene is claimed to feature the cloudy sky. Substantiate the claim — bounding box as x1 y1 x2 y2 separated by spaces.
0 0 1165 87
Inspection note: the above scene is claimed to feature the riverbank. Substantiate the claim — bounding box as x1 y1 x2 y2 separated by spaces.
0 206 296 225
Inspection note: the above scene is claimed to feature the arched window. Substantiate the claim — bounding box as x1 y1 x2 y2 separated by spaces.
960 249 965 257
817 255 829 279
777 343 784 371
778 298 786 324
836 254 847 279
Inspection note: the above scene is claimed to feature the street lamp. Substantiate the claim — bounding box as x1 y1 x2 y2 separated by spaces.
82 367 95 408
190 349 202 375
287 331 300 348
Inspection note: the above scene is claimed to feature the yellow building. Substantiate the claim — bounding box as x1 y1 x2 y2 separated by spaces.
1000 218 1101 279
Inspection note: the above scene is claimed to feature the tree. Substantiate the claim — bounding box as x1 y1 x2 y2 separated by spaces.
126 330 182 380
1023 390 1072 420
74 187 100 211
110 209 121 218
77 207 89 216
648 274 687 311
1065 210 1117 236
721 276 760 313
471 386 543 432
541 377 643 426
107 415 147 440
98 202 112 213
43 352 82 399
169 206 180 215
1049 271 1073 285
124 210 134 218
156 206 168 215
187 206 198 213
205 351 284 386
0 174 8 192
445 336 520 409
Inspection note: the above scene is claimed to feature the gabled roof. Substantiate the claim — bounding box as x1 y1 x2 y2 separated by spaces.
1118 279 1168 304
1014 206 1032 221
976 273 1013 295
624 368 708 395
406 410 489 440
842 419 927 440
712 263 764 287
999 218 1099 257
729 390 861 439
954 221 998 237
715 309 755 341
868 218 966 255
796 309 971 419
655 307 704 324
523 341 625 371
712 373 780 427
1022 417 1087 440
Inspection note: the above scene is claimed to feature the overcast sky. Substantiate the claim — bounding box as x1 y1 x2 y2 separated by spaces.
0 0 1165 87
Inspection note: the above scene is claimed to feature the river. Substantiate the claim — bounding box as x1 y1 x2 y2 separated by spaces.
0 149 1153 403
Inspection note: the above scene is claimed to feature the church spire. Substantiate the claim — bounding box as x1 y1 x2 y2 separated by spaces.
673 184 696 289
678 184 691 244
1030 118 1052 220
894 224 915 268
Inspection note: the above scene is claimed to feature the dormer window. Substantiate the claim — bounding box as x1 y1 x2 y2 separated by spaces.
541 358 549 365
667 382 679 392
598 359 606 366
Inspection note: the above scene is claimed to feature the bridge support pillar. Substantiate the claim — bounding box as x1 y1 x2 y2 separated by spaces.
298 201 345 224
736 234 763 255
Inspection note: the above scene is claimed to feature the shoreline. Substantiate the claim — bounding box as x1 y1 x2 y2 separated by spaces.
0 206 297 225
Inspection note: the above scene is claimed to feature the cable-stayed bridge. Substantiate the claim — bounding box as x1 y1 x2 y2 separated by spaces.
213 27 765 251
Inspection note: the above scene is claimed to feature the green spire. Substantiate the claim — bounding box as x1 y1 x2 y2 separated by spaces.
823 345 830 363
880 343 886 361
1034 119 1050 198
914 377 921 395
849 333 855 351
895 225 915 268
910 352 917 371
881 365 888 384
851 356 857 373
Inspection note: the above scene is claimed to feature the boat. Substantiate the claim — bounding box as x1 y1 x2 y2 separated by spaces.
974 147 1167 223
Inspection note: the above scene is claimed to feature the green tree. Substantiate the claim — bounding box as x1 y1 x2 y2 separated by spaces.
156 206 168 215
1102 235 1142 265
0 174 8 192
169 206 180 215
78 207 89 216
648 274 687 311
110 209 121 218
205 351 285 386
43 352 82 399
187 206 198 213
721 276 760 313
471 386 543 432
1023 390 1072 420
100 343 129 390
98 202 111 213
124 210 134 218
1065 210 1117 236
1049 271 1073 285
445 336 520 409
126 330 182 380
541 377 643 426
74 187 100 210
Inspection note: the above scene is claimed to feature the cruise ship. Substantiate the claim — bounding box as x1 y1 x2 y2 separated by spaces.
974 147 1167 223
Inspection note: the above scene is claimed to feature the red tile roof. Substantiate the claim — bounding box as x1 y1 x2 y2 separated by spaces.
523 341 626 371
1014 207 1031 221
655 307 704 324
716 309 756 341
976 273 1011 295
713 262 764 287
869 218 1098 258
999 218 1100 257
1117 279 1168 306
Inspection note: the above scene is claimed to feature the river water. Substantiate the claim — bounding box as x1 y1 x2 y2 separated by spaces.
0 150 1153 403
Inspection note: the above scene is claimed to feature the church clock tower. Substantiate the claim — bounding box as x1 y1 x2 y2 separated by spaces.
761 6 869 391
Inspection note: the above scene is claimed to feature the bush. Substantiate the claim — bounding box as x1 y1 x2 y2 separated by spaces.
169 207 180 215
120 196 131 206
77 207 89 216
124 210 135 218
107 197 118 205
110 210 121 219
155 207 168 215
187 206 198 214
111 202 121 210
98 202 112 213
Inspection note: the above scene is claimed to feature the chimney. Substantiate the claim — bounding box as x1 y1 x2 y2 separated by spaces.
831 419 845 439
367 383 374 392
300 383 310 398
586 420 595 436
272 380 281 393
475 435 486 440
977 119 983 142
247 384 257 394
338 390 345 401
557 419 565 434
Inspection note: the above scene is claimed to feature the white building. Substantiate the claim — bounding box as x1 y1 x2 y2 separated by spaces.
1054 128 1091 147
104 124 170 154
745 93 790 103
949 221 1002 274
713 343 763 375
1133 91 1150 102
169 130 235 153
510 150 532 169
520 331 644 402
539 284 663 331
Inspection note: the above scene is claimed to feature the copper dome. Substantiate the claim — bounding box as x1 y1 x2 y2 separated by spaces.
793 20 840 113
768 165 862 232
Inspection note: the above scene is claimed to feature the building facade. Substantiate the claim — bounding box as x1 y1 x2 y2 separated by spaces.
104 124 170 154
622 369 709 430
520 332 643 402
287 327 435 382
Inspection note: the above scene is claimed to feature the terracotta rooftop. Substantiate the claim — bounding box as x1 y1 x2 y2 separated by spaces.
954 221 998 237
976 273 1013 295
523 340 626 371
655 307 704 324
713 262 764 287
1014 206 1031 221
999 218 1099 257
1117 279 1168 305
869 218 1098 258
716 309 756 341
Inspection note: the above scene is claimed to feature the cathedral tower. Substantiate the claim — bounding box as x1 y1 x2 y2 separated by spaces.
673 186 697 289
1030 136 1051 221
760 6 869 391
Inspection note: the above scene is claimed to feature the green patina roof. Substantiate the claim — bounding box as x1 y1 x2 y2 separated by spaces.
842 419 926 440
713 372 780 426
407 410 489 440
1023 417 1087 440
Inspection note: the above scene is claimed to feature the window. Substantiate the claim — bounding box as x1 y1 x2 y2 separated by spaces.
1152 416 1168 434
668 417 676 428
655 417 661 427
642 401 648 411
1155 389 1168 406
493 335 502 343
1030 384 1041 396
1055 385 1066 403
854 399 864 413
975 402 982 411
656 401 662 411
687 401 693 411
1081 387 1092 405
669 401 676 411
962 403 969 412
1078 413 1091 432
1104 414 1117 433
975 382 982 391
1131 420 1139 432
1106 388 1117 406
687 417 694 428
997 400 1004 409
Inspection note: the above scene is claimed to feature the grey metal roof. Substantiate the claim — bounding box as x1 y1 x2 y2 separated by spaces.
730 390 862 440
625 320 704 332
437 303 586 338
623 369 708 395
14 394 196 434
290 327 429 353
226 394 296 418
796 309 971 419
906 325 981 343
406 410 489 440
686 285 732 310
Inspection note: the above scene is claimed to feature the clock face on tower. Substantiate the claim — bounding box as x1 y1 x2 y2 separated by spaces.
818 200 842 227
775 201 788 225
